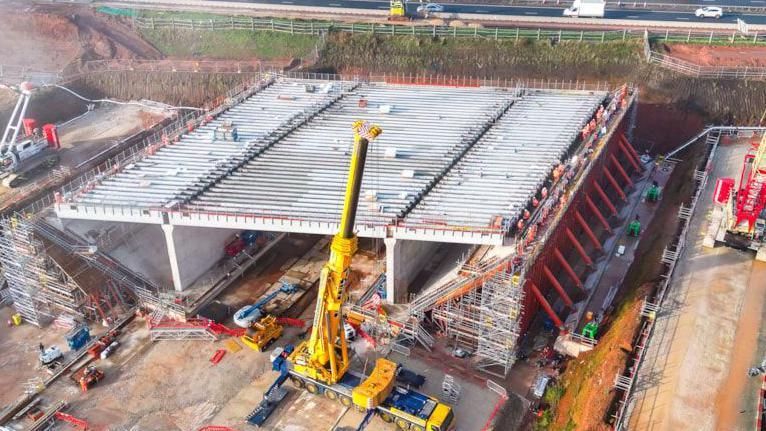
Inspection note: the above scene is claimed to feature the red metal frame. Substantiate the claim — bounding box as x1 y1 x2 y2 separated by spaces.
543 265 574 308
529 282 563 328
586 194 612 233
554 248 584 291
604 168 627 201
575 210 603 251
593 181 618 216
611 154 634 187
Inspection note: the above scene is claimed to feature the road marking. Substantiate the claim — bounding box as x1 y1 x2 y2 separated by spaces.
626 15 639 18
752 1 765 3
524 11 538 15
377 5 389 8
475 9 489 12
329 2 341 5
676 17 690 20
281 1 293 3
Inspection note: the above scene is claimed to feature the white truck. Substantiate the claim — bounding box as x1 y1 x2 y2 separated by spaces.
563 0 605 17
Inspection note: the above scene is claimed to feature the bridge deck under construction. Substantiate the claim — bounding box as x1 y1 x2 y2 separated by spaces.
55 76 606 245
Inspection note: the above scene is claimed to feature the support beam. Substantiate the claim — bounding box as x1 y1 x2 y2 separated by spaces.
529 282 564 328
593 181 618 216
620 133 641 160
618 138 641 172
543 265 574 308
575 210 602 251
585 195 611 233
385 238 439 304
554 248 584 291
161 224 183 292
610 154 634 188
565 227 593 266
603 168 627 201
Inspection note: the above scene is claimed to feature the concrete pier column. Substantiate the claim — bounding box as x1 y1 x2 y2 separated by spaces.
162 224 236 292
384 238 439 304
161 224 183 292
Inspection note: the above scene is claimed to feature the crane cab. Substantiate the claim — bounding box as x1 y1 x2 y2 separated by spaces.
389 0 407 19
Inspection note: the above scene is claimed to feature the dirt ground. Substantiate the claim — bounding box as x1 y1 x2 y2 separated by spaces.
660 43 766 68
628 138 766 431
0 3 161 72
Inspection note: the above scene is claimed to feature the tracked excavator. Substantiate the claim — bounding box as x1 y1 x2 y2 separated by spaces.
247 121 455 431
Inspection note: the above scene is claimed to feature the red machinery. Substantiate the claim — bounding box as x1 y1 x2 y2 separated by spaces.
707 133 766 260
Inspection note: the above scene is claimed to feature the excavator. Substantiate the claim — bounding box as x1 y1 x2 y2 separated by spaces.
247 121 455 431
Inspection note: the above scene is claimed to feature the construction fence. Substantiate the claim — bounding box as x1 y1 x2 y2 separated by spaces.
642 30 766 80
131 16 766 45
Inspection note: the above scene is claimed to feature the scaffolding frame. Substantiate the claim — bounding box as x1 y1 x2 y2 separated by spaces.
0 217 88 326
432 269 524 377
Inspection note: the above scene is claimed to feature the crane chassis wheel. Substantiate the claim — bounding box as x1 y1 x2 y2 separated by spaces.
324 389 338 401
395 418 410 430
380 412 394 423
290 376 305 389
340 395 353 407
306 382 319 394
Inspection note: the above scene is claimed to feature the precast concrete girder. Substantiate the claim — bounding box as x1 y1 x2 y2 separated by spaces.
543 264 574 308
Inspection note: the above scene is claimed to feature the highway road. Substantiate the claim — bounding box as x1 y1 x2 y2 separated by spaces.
221 0 766 23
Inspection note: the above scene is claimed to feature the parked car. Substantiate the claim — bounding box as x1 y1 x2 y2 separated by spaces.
695 6 723 18
417 3 445 13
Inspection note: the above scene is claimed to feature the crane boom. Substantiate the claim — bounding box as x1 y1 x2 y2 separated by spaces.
288 121 382 385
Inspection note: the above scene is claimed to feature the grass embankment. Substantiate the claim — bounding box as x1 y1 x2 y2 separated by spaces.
317 34 642 82
139 28 319 60
540 144 706 431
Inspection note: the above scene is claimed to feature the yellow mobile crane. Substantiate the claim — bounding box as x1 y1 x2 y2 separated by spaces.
248 122 455 431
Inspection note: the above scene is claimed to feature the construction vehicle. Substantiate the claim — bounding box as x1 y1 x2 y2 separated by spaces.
389 0 406 19
65 324 91 351
705 133 766 261
241 315 283 352
0 82 61 188
247 121 455 430
71 366 104 392
234 281 299 328
38 344 63 367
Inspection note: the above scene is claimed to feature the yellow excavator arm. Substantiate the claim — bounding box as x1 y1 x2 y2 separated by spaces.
289 121 382 385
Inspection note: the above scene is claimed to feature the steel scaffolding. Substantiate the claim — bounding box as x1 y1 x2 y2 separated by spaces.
432 269 524 377
0 217 87 326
